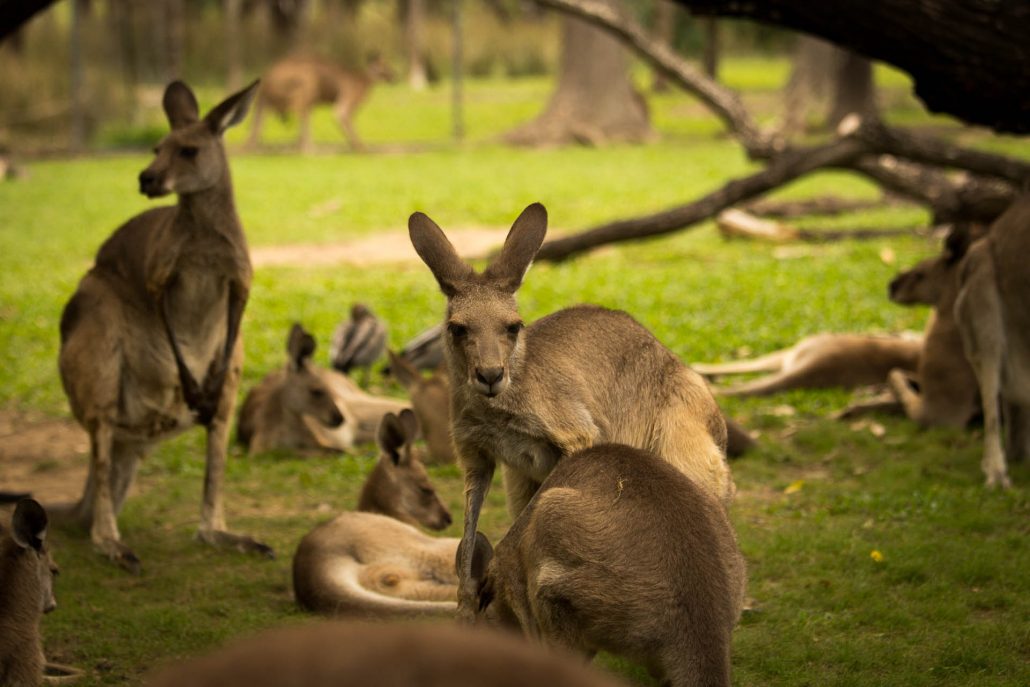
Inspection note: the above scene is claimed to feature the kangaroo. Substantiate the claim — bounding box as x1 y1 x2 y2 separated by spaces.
293 410 456 618
955 195 1030 488
408 203 733 618
145 621 630 687
694 333 923 397
468 443 747 687
237 324 348 454
387 351 457 465
885 226 981 428
247 52 396 152
57 80 270 572
330 303 387 386
0 499 58 687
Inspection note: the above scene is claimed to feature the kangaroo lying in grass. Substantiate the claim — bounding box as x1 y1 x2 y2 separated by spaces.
145 621 629 687
409 203 733 618
955 195 1030 488
694 332 922 397
293 410 457 618
468 443 746 687
0 499 58 687
388 351 457 465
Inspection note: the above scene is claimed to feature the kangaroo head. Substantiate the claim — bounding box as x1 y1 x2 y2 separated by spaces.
365 51 397 83
409 203 547 399
374 409 453 531
889 224 975 306
5 499 58 616
283 324 345 429
138 79 259 199
388 351 455 464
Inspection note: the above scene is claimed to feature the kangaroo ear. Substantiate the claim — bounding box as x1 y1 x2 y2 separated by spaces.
483 203 547 293
287 323 316 371
377 412 406 465
11 499 47 552
944 223 973 264
398 408 420 442
204 79 260 135
409 212 473 297
163 81 200 130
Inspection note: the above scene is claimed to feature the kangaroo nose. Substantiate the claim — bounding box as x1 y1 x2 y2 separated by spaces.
44 598 56 614
138 171 156 193
888 276 900 299
476 367 504 386
441 510 453 527
328 409 345 427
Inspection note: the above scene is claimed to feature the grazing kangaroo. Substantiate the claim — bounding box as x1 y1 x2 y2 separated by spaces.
293 410 456 617
468 444 747 687
145 621 629 687
884 226 981 428
388 351 457 465
0 499 58 687
237 324 347 454
247 53 396 152
408 203 733 618
955 195 1030 488
57 80 271 571
694 332 922 397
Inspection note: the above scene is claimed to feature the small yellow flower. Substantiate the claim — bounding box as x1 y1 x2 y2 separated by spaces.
783 480 804 495
870 549 884 563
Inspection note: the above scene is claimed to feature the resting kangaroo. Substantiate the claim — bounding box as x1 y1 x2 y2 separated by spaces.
469 444 746 687
237 324 348 454
885 226 981 428
409 202 732 618
0 499 58 687
145 621 629 687
293 410 456 617
247 53 395 152
955 195 1030 488
57 80 270 571
694 333 922 397
388 351 457 465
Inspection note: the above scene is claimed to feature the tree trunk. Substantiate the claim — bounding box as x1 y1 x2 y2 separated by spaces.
0 0 60 42
701 17 718 79
405 0 428 91
779 36 835 138
650 0 676 92
674 0 1030 134
69 0 87 150
506 0 652 146
225 0 243 91
163 0 185 82
827 51 876 130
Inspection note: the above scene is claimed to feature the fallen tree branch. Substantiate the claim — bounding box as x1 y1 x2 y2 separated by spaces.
537 137 867 261
743 195 898 218
717 208 930 243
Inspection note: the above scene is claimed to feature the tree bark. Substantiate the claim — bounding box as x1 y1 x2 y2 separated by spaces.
827 51 876 130
779 36 835 138
225 0 243 91
507 0 652 146
650 0 676 92
405 0 428 91
700 17 718 79
673 0 1030 134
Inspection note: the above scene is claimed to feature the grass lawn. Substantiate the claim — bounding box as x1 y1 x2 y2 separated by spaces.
1 69 1028 687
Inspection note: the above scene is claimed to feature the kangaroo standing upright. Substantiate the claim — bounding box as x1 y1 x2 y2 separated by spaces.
408 203 733 618
58 80 271 571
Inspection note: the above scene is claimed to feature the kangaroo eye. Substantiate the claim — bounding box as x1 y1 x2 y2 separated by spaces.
419 486 435 497
310 389 326 399
179 146 199 159
506 322 523 337
448 323 468 339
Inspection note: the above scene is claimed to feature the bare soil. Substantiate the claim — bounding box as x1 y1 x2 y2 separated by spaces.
0 408 89 503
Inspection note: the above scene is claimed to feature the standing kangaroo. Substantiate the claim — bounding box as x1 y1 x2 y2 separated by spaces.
408 203 733 618
885 226 981 427
247 53 395 152
58 80 271 571
469 444 746 687
237 324 348 454
0 499 58 687
955 195 1030 488
293 410 457 618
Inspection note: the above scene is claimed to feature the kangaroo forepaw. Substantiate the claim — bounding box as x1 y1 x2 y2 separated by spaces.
94 538 142 574
198 529 275 559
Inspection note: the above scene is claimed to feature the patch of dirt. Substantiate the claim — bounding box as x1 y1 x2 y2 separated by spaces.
0 409 89 504
251 227 512 268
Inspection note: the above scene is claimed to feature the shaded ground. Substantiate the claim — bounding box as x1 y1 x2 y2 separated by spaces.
0 408 88 503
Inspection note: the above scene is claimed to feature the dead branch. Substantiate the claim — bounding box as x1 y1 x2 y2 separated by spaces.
743 196 898 218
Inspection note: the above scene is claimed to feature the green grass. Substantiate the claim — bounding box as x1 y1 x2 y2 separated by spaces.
2 72 1029 687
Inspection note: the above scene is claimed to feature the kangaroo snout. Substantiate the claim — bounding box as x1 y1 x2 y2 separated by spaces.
888 275 902 301
138 169 167 198
432 508 453 531
474 366 507 396
327 407 345 428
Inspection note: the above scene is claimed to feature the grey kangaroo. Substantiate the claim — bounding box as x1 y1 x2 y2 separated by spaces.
57 80 271 571
955 195 1030 488
0 499 58 687
408 202 733 618
387 350 457 465
469 444 747 687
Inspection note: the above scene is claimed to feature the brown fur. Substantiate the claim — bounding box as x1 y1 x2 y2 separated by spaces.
145 621 629 687
408 203 733 618
955 196 1030 487
293 410 455 618
0 500 57 687
56 80 270 571
237 324 346 453
388 351 457 465
884 227 981 427
470 444 746 687
695 333 922 397
247 54 395 152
